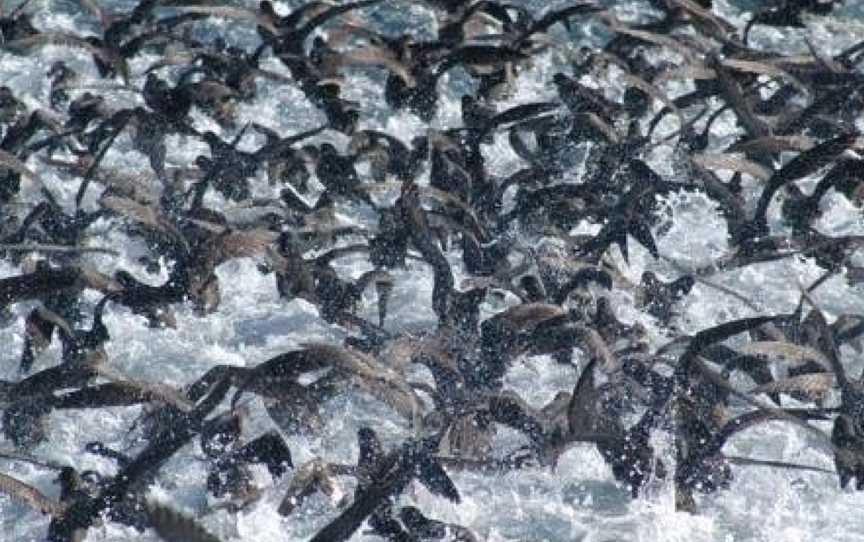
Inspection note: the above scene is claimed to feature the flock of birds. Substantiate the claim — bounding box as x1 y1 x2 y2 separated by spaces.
0 0 864 540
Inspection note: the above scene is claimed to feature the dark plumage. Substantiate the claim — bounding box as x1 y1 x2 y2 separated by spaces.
2 0 864 537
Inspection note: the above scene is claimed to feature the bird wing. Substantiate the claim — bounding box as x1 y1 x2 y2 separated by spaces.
750 373 834 401
146 500 223 542
736 340 831 369
0 150 45 189
172 5 279 35
0 472 66 516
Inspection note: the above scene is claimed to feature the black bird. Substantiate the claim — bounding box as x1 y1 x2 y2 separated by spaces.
638 271 695 324
309 428 458 542
315 142 376 207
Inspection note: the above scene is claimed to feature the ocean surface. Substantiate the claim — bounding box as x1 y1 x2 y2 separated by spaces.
1 0 864 540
